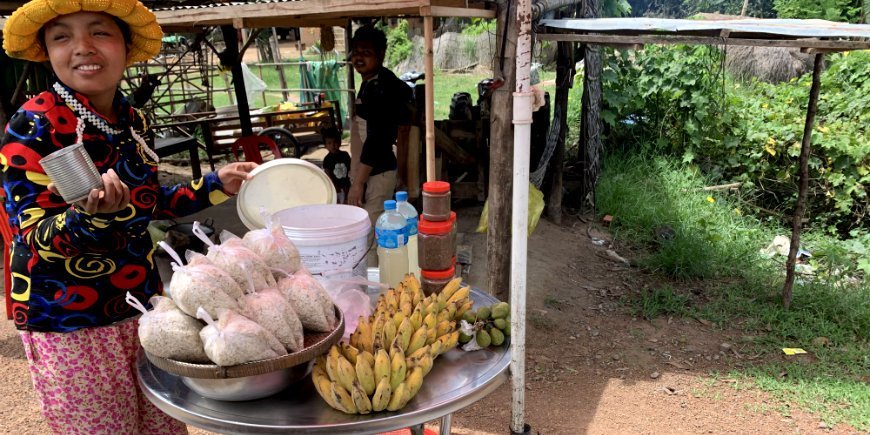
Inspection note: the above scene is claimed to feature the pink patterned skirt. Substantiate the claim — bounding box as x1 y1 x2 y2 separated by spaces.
19 318 188 435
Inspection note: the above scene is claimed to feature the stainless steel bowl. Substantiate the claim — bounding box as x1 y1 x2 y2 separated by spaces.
181 360 313 401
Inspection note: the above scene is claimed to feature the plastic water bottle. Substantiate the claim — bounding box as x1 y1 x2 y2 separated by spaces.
395 191 420 277
376 200 409 289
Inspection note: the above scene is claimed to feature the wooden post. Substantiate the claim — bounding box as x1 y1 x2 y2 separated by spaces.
346 21 355 125
271 27 290 102
407 126 422 199
580 0 603 207
782 53 823 309
488 0 518 301
546 40 573 224
423 12 436 182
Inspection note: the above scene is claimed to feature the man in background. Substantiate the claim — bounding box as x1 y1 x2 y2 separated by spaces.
347 25 414 226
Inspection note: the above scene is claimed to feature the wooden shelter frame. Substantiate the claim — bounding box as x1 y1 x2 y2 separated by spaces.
148 0 496 187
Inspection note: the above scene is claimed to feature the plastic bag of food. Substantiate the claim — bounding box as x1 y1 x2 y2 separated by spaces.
126 292 209 363
193 223 276 291
197 307 287 366
159 241 243 319
317 273 383 341
238 266 305 352
242 213 302 276
275 269 336 332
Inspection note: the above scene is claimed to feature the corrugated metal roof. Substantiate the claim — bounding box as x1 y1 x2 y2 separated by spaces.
540 17 870 39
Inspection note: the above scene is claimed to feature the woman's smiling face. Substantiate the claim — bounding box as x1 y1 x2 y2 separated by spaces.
43 12 128 111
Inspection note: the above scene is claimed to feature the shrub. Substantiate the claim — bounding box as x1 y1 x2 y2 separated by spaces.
376 20 413 67
600 47 870 233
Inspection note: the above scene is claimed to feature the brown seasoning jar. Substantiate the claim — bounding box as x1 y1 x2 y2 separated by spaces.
422 181 451 221
421 265 456 296
417 216 455 270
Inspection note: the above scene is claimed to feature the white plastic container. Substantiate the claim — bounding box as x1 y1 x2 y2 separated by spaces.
274 204 370 278
237 158 336 230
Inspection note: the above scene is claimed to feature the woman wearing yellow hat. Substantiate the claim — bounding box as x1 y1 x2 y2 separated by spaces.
2 1 256 433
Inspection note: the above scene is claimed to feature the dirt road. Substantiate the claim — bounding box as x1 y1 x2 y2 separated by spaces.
0 165 854 434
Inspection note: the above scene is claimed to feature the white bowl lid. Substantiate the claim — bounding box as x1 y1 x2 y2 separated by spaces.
236 158 336 230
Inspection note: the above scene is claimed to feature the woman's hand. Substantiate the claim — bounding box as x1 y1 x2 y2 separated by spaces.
48 169 131 214
218 161 258 194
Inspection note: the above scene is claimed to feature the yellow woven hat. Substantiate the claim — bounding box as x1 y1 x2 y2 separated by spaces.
2 0 163 65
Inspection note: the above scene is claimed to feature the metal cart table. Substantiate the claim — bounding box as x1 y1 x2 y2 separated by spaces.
137 287 509 434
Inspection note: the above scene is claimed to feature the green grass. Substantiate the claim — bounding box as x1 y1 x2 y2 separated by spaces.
596 154 870 430
596 155 770 279
630 285 691 320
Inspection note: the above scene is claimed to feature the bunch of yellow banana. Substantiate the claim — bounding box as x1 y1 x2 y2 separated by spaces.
351 274 472 358
312 274 473 414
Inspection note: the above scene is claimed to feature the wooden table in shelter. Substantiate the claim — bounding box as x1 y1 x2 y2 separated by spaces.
152 104 339 175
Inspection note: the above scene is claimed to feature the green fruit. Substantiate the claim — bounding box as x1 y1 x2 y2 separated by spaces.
476 330 492 348
491 302 510 319
476 306 491 321
493 318 507 330
502 322 511 336
458 332 472 344
462 311 477 324
490 327 505 346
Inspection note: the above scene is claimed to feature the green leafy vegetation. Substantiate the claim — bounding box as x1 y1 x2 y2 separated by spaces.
600 48 870 233
376 20 413 67
773 0 864 22
596 155 870 430
630 285 691 319
460 18 496 37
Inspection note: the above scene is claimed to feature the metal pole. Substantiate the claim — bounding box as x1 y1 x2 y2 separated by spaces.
511 0 533 432
439 412 453 435
220 25 253 136
423 14 436 182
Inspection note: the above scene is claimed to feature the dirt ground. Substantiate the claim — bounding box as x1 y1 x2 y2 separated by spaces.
0 162 859 434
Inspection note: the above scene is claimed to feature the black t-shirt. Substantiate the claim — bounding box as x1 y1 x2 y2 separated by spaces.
356 67 414 176
323 150 351 189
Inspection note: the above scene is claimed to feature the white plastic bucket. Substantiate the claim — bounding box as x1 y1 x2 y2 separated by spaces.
274 204 371 278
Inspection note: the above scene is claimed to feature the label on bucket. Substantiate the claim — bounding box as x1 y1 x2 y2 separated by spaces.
375 228 405 249
299 244 367 275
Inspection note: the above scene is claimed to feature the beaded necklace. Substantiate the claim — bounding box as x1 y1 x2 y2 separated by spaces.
53 82 160 163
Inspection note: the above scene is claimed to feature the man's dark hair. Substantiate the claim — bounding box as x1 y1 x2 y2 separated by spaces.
321 126 341 142
350 25 387 54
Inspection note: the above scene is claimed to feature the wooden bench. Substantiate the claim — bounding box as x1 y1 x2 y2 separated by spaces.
154 104 339 170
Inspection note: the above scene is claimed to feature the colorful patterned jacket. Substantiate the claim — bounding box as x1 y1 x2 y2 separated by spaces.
1 82 231 332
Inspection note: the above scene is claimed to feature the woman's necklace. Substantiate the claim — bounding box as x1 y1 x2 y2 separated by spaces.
53 82 160 162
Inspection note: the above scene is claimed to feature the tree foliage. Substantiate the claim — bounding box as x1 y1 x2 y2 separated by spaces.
773 0 863 22
600 47 870 233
